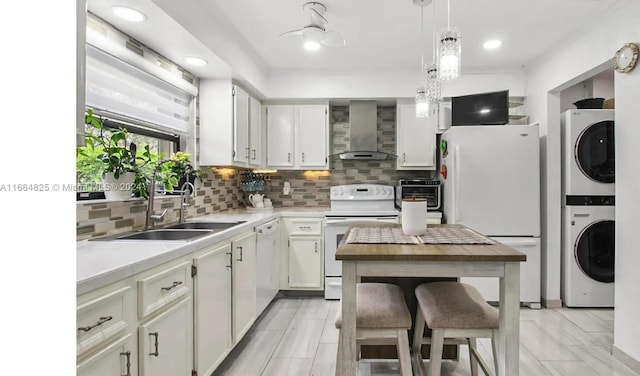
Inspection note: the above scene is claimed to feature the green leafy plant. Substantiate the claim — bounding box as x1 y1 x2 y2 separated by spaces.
165 151 203 190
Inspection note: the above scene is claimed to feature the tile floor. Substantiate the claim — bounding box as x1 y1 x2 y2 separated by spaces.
212 297 638 376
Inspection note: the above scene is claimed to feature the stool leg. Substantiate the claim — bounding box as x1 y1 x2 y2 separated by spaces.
356 344 361 361
428 328 445 376
336 329 343 372
468 337 478 376
413 307 426 353
491 329 499 376
397 330 413 376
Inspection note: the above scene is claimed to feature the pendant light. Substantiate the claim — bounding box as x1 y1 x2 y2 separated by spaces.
425 1 441 114
438 0 461 80
414 0 432 117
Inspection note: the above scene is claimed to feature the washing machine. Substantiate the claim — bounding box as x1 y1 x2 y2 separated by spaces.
561 109 615 196
562 196 615 307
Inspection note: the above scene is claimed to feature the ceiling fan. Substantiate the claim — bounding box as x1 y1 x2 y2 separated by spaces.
278 2 346 51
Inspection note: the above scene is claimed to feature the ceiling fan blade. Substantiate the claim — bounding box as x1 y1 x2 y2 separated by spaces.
278 28 304 38
308 7 328 26
321 30 345 47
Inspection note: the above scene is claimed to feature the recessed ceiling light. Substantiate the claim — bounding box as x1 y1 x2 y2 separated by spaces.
483 39 502 50
112 6 147 22
184 57 208 66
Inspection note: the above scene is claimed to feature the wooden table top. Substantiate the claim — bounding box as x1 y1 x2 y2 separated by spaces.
335 224 526 262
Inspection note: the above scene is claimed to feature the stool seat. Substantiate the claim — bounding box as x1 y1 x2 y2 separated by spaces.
415 281 498 329
335 283 412 329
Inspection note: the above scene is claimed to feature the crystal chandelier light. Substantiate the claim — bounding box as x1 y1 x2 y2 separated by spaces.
438 0 461 80
424 2 441 114
414 0 431 117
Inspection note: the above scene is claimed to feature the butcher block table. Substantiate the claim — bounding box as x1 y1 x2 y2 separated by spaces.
335 224 526 376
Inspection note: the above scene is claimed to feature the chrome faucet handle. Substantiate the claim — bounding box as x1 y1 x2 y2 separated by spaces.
150 208 168 222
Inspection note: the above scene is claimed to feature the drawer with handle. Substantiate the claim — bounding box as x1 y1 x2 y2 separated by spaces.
77 286 131 357
138 261 191 319
286 219 322 235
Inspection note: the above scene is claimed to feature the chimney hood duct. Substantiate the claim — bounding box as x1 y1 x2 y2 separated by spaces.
334 101 395 161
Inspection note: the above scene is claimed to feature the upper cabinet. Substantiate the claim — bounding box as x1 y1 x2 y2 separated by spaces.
199 80 263 167
265 104 329 170
396 103 437 170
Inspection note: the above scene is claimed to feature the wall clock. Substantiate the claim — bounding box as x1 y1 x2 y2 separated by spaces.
614 43 639 73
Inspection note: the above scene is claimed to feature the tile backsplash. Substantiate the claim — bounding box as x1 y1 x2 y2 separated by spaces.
76 105 432 240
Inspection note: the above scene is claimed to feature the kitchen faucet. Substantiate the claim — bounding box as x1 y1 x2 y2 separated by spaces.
144 161 196 230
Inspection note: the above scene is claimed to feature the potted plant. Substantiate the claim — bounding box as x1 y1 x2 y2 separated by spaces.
165 151 203 194
78 109 139 200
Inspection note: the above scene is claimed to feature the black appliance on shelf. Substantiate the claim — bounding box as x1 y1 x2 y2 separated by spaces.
451 89 509 126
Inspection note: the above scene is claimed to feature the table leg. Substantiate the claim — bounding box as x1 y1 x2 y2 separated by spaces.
498 262 520 376
337 261 357 376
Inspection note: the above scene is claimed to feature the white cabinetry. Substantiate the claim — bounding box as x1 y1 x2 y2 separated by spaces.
396 103 437 170
77 334 136 376
281 218 323 290
138 297 192 376
266 104 329 170
193 243 232 376
231 232 257 343
199 80 262 167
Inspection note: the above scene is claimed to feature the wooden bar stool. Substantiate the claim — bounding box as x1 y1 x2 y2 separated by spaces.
335 283 413 376
413 282 499 376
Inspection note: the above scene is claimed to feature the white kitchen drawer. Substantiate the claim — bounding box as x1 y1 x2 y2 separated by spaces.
77 286 131 357
286 219 322 235
138 261 191 319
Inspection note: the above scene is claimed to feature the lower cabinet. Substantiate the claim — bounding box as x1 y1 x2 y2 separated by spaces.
77 334 136 376
288 237 323 289
193 243 232 376
138 297 192 376
232 232 257 343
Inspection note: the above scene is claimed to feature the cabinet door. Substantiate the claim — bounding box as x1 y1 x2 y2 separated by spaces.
77 334 136 376
266 105 295 167
193 244 232 376
297 105 328 168
232 232 257 343
139 297 192 376
249 96 262 166
288 237 322 289
233 86 250 164
396 104 436 170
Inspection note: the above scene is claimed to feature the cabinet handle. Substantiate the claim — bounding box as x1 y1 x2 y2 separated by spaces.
149 332 159 357
287 152 291 163
302 152 305 162
226 252 232 268
160 281 183 291
252 149 256 160
77 316 112 332
237 246 243 261
120 351 131 376
245 147 250 159
403 153 406 163
315 242 318 253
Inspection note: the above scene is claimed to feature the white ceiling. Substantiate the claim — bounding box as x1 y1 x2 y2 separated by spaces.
88 0 619 80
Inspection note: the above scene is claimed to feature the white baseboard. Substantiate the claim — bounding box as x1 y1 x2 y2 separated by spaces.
612 345 640 373
542 298 562 309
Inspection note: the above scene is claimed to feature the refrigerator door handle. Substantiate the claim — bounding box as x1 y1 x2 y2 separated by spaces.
454 145 461 222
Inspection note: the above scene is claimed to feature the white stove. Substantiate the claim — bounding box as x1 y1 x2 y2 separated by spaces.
323 184 399 299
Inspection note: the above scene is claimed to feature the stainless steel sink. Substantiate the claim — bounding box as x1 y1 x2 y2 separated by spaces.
165 221 246 230
115 229 212 241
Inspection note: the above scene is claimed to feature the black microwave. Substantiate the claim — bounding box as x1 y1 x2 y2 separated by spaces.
395 179 441 211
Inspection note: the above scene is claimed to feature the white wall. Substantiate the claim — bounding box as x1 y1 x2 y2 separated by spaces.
266 68 526 99
526 0 640 366
613 53 640 368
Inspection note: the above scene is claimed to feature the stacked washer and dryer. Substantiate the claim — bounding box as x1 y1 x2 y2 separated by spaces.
561 109 615 307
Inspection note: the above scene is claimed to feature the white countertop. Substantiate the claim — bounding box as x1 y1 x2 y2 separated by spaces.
77 207 327 296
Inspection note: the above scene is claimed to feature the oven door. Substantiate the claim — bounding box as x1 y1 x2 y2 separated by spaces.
323 216 399 277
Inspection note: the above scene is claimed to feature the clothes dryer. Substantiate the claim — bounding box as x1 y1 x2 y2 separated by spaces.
561 110 615 196
562 197 615 307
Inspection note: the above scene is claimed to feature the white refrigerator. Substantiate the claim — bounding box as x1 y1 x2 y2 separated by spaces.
440 124 541 306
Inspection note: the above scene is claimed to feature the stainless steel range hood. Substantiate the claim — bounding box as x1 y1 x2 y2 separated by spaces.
333 101 395 160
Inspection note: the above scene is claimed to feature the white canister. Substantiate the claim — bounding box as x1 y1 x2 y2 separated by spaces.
401 199 427 236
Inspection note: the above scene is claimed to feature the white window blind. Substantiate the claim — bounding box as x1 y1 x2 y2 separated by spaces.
85 43 194 134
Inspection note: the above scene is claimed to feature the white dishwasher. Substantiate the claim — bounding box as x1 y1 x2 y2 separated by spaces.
255 219 280 316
